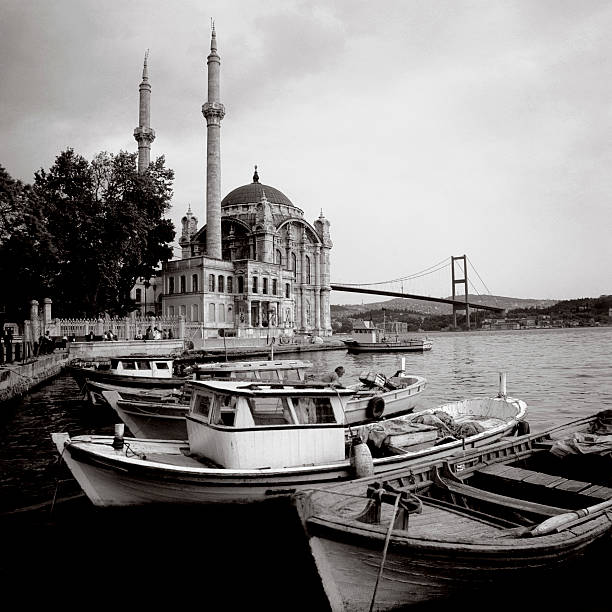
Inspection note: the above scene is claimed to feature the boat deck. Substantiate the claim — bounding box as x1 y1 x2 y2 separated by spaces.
476 463 612 500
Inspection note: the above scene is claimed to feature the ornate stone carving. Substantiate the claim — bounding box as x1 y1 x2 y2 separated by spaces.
202 101 226 125
133 126 156 144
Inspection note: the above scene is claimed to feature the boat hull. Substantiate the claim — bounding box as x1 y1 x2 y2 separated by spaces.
344 340 432 354
67 365 186 390
104 376 428 439
300 414 612 611
51 395 526 507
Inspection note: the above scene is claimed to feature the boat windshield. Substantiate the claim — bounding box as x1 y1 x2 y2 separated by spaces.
291 397 336 425
247 397 294 425
137 360 151 370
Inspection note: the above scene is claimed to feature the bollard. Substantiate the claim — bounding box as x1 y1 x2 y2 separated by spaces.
112 423 125 449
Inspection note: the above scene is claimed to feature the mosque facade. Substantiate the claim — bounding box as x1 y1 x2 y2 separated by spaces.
134 28 333 337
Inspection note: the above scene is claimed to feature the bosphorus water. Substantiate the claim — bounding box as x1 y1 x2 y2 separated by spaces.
1 327 611 610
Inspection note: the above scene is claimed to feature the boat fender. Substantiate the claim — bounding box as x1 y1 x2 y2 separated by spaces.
350 436 374 478
514 421 530 436
367 396 385 420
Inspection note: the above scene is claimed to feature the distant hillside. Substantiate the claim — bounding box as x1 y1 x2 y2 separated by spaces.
331 295 559 316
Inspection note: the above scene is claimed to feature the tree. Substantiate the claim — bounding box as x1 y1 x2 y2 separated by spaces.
0 149 175 318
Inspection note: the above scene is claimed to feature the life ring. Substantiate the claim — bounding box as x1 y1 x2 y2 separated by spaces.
367 396 385 419
515 421 530 436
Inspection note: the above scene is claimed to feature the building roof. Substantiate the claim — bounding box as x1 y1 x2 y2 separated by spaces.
221 181 294 208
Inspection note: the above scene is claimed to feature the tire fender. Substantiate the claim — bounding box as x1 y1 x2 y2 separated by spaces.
367 396 385 419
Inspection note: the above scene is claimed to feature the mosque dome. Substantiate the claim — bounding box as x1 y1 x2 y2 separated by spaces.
221 166 294 208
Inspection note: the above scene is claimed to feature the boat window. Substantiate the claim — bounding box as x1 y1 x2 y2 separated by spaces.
193 394 212 419
258 370 280 382
155 362 169 369
137 361 151 370
247 396 294 426
211 394 237 427
292 397 336 425
122 361 137 370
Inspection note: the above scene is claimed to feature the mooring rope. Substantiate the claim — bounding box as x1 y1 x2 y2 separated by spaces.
369 493 402 612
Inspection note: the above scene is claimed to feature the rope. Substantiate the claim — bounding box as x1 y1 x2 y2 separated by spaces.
50 445 68 514
369 493 402 612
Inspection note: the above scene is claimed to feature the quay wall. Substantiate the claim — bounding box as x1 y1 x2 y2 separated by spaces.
66 339 185 360
0 352 70 404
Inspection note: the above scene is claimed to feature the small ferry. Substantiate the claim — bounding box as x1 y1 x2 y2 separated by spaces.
343 321 432 354
52 376 527 507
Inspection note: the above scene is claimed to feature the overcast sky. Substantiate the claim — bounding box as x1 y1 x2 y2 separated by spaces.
1 0 611 304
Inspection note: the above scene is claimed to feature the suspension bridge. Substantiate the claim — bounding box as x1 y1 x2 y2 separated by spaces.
331 255 504 329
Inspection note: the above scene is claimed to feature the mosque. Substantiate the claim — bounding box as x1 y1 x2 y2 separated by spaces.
133 27 333 338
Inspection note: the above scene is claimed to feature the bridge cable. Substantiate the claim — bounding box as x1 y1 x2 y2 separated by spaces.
466 256 492 295
335 257 450 287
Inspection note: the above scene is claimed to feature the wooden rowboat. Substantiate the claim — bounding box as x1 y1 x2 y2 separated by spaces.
297 411 612 611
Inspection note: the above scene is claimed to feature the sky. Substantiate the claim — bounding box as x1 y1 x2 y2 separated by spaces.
1 0 611 305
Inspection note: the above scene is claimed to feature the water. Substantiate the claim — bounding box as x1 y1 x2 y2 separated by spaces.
1 327 611 610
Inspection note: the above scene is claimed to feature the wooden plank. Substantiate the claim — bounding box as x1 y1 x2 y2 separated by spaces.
522 472 568 487
554 479 592 493
477 463 519 477
438 478 568 517
580 485 612 500
478 464 585 489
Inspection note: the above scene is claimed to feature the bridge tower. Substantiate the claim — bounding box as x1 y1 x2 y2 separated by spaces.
451 255 470 330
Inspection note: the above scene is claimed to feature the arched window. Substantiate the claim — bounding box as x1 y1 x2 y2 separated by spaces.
237 276 244 293
305 256 311 284
252 276 258 293
275 249 282 266
180 304 186 316
285 283 290 298
169 278 175 294
219 304 225 322
227 276 233 293
180 276 186 293
135 288 142 302
191 304 199 321
208 274 215 292
218 275 224 292
272 279 277 295
291 252 297 278
192 274 198 292
263 278 268 294
209 303 216 322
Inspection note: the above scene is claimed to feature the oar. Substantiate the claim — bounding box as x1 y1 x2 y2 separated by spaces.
529 498 612 537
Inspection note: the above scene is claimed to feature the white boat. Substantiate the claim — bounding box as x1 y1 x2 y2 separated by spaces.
342 321 432 354
80 358 313 408
101 358 427 438
68 356 186 406
52 376 527 507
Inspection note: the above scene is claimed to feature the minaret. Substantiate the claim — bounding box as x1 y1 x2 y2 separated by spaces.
201 22 225 259
134 51 155 174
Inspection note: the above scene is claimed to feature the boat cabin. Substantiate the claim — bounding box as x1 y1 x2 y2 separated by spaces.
193 360 312 383
350 321 380 343
108 357 174 379
186 380 355 470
